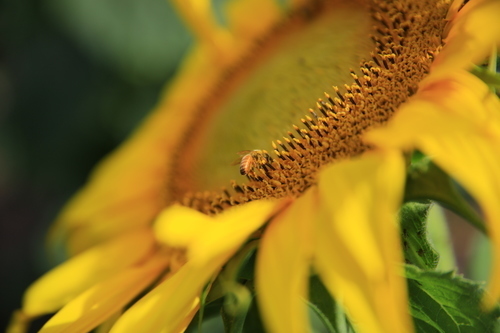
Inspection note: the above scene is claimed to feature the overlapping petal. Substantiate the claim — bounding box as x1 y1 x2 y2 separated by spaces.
314 151 412 333
23 228 155 317
109 262 203 333
187 200 280 265
256 190 317 333
38 253 169 333
110 200 277 333
432 0 500 76
365 71 500 307
153 205 213 248
155 200 278 264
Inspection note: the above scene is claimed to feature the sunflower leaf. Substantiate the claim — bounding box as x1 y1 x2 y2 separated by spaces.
241 296 267 333
221 300 247 333
185 299 224 333
308 275 355 333
308 275 338 333
400 202 439 269
406 265 500 333
404 154 486 234
471 65 500 89
197 280 212 332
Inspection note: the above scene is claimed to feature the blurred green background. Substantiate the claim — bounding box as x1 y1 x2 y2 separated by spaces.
0 0 192 329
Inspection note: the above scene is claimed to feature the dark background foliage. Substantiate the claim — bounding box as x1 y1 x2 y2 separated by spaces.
0 0 192 329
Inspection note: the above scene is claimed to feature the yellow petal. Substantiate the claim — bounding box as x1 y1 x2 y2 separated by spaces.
432 0 500 76
38 253 169 333
225 0 281 45
48 119 177 254
24 228 155 316
314 151 412 333
256 189 317 333
115 200 278 333
366 72 500 307
48 52 220 254
7 311 30 333
153 204 213 248
189 200 278 265
49 45 224 253
109 262 203 333
169 0 233 60
95 310 122 333
154 200 278 265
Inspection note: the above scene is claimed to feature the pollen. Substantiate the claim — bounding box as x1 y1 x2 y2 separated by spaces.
169 0 450 214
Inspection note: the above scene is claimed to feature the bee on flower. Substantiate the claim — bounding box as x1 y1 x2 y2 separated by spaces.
236 150 274 176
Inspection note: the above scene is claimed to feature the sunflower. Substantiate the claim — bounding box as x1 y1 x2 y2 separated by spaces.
9 0 500 332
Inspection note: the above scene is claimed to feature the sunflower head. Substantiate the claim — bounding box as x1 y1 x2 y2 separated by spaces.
168 0 448 216
9 0 500 332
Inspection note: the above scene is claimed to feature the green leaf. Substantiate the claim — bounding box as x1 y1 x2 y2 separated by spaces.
307 275 358 333
471 65 500 90
185 298 224 333
197 280 213 331
404 154 486 234
426 205 456 272
237 248 257 281
308 275 338 333
406 265 500 333
400 202 440 269
241 296 267 333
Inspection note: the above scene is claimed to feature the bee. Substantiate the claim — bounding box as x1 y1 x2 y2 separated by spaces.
235 150 273 176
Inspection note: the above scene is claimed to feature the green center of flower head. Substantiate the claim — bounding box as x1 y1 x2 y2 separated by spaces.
170 0 450 214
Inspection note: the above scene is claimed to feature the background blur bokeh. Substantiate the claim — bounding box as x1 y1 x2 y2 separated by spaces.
0 0 192 329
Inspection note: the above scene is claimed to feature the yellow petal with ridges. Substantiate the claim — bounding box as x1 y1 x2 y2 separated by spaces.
315 151 412 333
256 189 317 333
432 0 500 76
38 253 169 333
24 228 155 316
366 72 500 307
